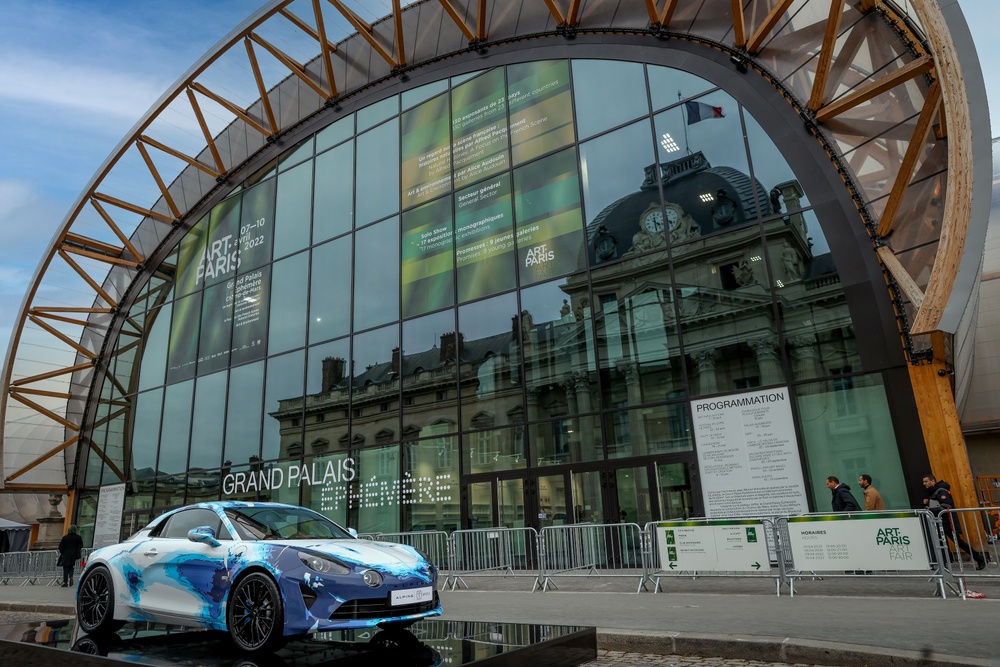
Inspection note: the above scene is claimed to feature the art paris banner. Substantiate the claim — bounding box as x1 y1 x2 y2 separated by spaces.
691 387 808 517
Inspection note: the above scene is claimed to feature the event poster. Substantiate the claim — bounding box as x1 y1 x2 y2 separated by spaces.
92 483 126 549
451 68 509 188
230 264 270 366
165 291 202 384
238 179 275 272
512 148 587 285
401 197 455 318
401 93 452 209
691 387 809 517
174 213 209 299
197 280 234 375
455 174 516 303
785 514 930 571
507 60 575 165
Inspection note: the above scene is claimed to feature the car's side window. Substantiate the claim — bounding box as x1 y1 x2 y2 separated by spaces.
160 508 226 539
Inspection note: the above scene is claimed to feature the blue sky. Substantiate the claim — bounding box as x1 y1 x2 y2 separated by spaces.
0 0 996 375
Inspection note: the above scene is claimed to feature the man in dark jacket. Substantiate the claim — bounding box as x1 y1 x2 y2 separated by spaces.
922 475 985 570
826 476 861 512
57 524 84 587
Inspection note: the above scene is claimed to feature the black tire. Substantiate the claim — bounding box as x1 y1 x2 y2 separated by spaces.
227 572 286 653
76 566 124 635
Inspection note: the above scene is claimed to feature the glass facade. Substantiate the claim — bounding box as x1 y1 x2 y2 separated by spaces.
82 58 911 542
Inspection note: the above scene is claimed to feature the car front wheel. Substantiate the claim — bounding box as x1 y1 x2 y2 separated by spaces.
76 566 124 635
227 572 286 653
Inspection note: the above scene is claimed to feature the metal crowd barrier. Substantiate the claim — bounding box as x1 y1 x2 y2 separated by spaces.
939 506 1000 599
536 523 646 592
445 527 540 590
367 530 450 573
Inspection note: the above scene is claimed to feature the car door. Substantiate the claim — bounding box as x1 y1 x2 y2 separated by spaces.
136 508 232 624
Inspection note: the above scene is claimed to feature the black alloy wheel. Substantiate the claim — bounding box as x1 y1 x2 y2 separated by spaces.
76 566 123 634
227 572 286 653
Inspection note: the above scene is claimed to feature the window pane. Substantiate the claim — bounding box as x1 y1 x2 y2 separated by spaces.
402 309 458 435
197 280 233 376
402 196 454 318
530 416 602 467
354 217 400 330
796 374 908 510
456 173 516 302
647 65 714 112
158 380 193 475
401 93 452 208
402 436 459 532
137 304 171 392
268 251 309 355
174 213 209 298
231 265 270 366
452 67 509 189
356 119 399 226
463 426 527 474
351 324 399 449
316 114 353 153
273 161 313 258
224 361 264 466
507 59 574 165
310 237 352 343
745 112 811 211
605 403 693 459
513 148 587 285
238 179 276 272
197 197 241 290
403 79 448 110
355 445 400 533
520 277 598 419
458 292 522 431
313 140 354 243
301 451 354 526
189 370 227 470
357 96 397 132
131 388 163 476
572 60 648 140
262 350 305 461
166 292 202 384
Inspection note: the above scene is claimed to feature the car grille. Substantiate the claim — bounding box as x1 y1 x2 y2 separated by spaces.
329 591 439 621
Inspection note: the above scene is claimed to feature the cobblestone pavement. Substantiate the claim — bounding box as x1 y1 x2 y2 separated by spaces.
586 653 823 667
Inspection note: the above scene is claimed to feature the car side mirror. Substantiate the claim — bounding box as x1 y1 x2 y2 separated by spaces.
188 526 221 548
348 528 358 538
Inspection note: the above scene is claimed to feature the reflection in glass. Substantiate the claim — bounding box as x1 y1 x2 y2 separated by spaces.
571 60 648 140
656 462 694 519
223 361 264 466
537 473 567 528
262 350 305 461
355 118 399 226
131 389 163 476
354 217 399 331
570 471 602 524
451 68 508 189
189 371 227 470
580 120 657 232
745 112 811 211
313 140 354 243
530 416 602 467
401 94 451 208
606 403 692 459
467 481 494 529
796 373 907 510
197 280 233 376
238 179 275 272
401 197 454 318
137 303 171 392
268 251 308 355
158 380 193 475
402 436 459 532
186 467 221 505
458 292 522 431
316 114 353 153
647 65 714 112
305 337 351 453
463 426 527 475
357 96 397 132
402 79 448 110
455 174 516 302
355 445 400 534
403 309 458 434
507 60 574 165
301 451 354 526
231 264 270 366
273 161 313 259
166 292 201 384
309 237 351 343
614 468 650 527
350 325 399 448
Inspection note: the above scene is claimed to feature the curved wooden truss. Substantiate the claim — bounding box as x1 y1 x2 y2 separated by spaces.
0 0 976 491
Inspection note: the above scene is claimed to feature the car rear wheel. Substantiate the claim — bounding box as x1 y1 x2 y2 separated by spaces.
227 572 286 653
77 566 124 635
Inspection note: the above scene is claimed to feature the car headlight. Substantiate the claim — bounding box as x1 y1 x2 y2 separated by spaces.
297 550 351 575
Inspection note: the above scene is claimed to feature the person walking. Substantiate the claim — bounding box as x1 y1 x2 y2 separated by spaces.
922 474 985 570
858 474 886 510
826 476 861 512
57 524 84 587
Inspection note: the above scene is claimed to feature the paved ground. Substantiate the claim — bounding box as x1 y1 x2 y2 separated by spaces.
1 568 998 666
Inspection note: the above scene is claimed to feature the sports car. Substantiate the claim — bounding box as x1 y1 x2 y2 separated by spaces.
75 501 441 652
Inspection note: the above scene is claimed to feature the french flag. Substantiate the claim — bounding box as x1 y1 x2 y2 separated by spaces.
684 101 724 125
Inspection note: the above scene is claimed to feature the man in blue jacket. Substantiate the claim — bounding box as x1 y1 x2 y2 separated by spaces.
826 476 861 512
922 474 985 570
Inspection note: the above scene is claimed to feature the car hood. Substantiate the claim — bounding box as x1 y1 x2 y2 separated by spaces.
268 539 425 570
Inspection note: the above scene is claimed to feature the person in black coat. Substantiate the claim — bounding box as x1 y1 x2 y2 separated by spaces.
825 476 861 512
57 524 84 587
922 474 985 570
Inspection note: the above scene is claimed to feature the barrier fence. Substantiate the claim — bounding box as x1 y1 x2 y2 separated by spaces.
3 510 997 599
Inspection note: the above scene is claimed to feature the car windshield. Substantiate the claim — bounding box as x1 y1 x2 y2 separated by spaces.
225 506 354 541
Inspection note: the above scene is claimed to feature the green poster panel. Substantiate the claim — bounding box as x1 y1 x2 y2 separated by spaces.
513 148 587 285
239 179 275 273
197 280 234 376
451 68 509 188
174 214 210 299
166 291 203 384
401 197 454 319
198 197 241 289
507 60 575 165
231 264 271 366
455 174 516 303
401 93 452 209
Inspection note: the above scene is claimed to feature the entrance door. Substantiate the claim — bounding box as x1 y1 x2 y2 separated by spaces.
656 461 695 520
614 467 653 525
465 477 526 529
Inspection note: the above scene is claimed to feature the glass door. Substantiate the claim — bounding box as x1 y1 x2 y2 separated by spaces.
465 476 527 528
536 474 568 528
570 470 603 524
656 462 694 520
615 467 653 525
467 481 494 529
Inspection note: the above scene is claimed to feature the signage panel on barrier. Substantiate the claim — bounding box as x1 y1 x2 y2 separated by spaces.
785 513 930 571
655 519 770 572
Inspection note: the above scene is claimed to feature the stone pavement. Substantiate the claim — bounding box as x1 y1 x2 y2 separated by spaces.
1 569 998 667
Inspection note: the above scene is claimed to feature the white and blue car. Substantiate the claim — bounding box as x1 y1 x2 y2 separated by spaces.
75 501 441 652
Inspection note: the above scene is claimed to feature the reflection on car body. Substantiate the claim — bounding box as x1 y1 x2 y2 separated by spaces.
75 501 441 653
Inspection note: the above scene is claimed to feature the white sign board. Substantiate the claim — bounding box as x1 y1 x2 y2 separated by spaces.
656 520 771 572
786 514 930 570
92 483 126 550
691 388 808 517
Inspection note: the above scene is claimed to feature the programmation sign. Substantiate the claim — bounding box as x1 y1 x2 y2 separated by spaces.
92 483 126 549
656 519 770 572
786 514 930 571
691 387 808 517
